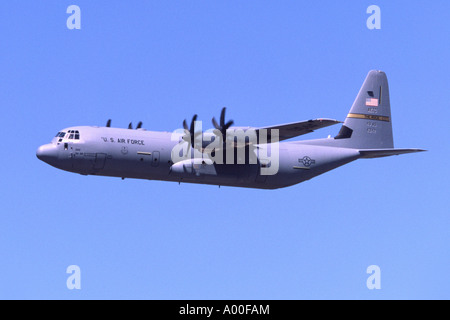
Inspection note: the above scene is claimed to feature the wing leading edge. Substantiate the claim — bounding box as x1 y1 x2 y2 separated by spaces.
256 118 341 141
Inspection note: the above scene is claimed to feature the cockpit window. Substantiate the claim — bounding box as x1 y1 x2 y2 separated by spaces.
55 130 80 140
67 130 80 140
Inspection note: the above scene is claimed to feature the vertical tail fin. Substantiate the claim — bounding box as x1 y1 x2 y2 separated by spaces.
335 70 394 149
297 70 426 157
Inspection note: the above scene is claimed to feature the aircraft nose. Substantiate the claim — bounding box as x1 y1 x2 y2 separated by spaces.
36 144 58 164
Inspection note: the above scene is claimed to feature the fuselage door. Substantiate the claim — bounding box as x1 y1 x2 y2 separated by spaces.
94 153 107 170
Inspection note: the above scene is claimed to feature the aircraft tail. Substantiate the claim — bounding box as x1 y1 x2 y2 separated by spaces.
334 70 394 149
296 70 426 157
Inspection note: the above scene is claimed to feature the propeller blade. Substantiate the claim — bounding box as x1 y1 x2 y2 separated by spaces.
190 114 198 135
183 119 189 131
220 107 226 127
212 117 220 130
106 119 111 127
224 120 234 130
211 107 233 142
182 114 200 151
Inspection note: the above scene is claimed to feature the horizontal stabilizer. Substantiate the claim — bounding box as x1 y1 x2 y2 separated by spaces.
257 118 341 141
359 148 426 159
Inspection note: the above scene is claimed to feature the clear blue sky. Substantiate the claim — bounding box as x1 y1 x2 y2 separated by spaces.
0 1 448 299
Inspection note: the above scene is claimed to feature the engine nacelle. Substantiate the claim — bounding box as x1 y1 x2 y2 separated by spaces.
170 158 217 177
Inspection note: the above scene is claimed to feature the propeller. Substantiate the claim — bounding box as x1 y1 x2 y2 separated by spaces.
106 119 111 127
182 114 202 150
128 122 143 129
212 107 234 142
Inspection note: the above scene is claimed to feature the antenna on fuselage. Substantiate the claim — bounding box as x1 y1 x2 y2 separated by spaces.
106 119 112 127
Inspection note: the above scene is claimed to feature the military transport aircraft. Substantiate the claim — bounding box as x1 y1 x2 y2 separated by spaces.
36 70 425 189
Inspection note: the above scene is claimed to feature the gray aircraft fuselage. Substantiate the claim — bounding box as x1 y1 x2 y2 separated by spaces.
37 126 361 189
36 71 424 189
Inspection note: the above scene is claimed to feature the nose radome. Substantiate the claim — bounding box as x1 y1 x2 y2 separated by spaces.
36 144 58 164
36 145 45 160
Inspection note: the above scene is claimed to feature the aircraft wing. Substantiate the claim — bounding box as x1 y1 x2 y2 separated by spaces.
256 118 342 141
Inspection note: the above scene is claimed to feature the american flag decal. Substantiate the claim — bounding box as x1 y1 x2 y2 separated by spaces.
366 98 379 107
